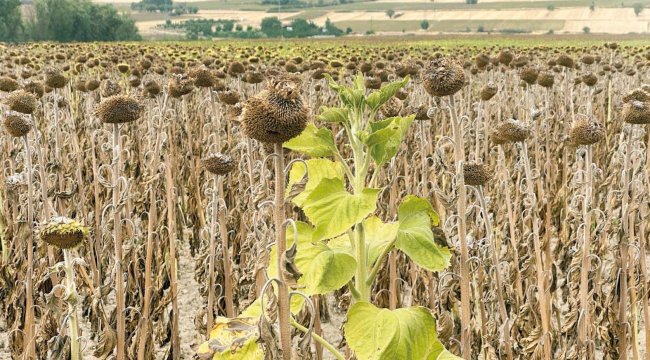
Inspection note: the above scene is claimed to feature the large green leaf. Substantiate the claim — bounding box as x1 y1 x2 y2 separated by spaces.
317 106 350 125
395 196 451 272
197 317 263 360
283 123 337 157
267 221 356 295
366 115 415 166
362 216 399 266
366 76 410 111
328 216 399 270
286 158 345 207
303 178 379 240
345 302 460 360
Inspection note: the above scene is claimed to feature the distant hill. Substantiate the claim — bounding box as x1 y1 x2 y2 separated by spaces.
94 0 650 38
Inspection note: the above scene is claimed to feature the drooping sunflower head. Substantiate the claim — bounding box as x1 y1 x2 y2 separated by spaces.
422 57 465 97
39 217 89 250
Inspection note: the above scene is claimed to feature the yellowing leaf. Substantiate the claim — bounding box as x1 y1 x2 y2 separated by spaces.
268 221 356 295
283 123 337 157
197 317 263 360
366 76 410 111
303 178 379 241
396 196 450 272
345 302 457 360
317 106 350 125
366 115 415 166
286 158 345 207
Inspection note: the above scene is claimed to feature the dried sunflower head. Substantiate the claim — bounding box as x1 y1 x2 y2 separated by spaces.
202 153 235 175
557 54 575 68
24 81 45 98
143 79 162 97
39 217 89 249
422 57 465 97
5 90 37 114
537 72 555 88
0 76 19 92
463 162 492 186
622 101 650 125
189 67 216 88
241 76 309 144
44 67 67 89
493 119 531 143
96 96 143 124
3 113 32 137
380 97 403 118
519 67 539 85
218 90 240 105
581 72 598 87
623 88 650 103
168 74 195 98
480 82 498 101
100 80 122 97
569 118 605 145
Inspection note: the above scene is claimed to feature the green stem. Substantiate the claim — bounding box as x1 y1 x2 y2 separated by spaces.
290 319 345 360
354 224 369 301
347 107 372 302
348 280 361 300
366 238 398 286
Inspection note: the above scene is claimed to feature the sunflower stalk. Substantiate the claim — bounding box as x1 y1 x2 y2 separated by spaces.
111 123 126 360
521 143 552 360
63 249 82 360
449 95 472 358
23 134 37 359
273 143 292 360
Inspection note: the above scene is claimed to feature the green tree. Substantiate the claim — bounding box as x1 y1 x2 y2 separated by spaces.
0 0 23 42
420 19 429 30
324 18 344 36
386 9 395 18
223 20 235 32
633 2 644 15
292 19 315 35
27 0 140 41
260 16 283 37
582 26 590 33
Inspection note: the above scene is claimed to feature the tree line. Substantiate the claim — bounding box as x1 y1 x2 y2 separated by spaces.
0 0 140 42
